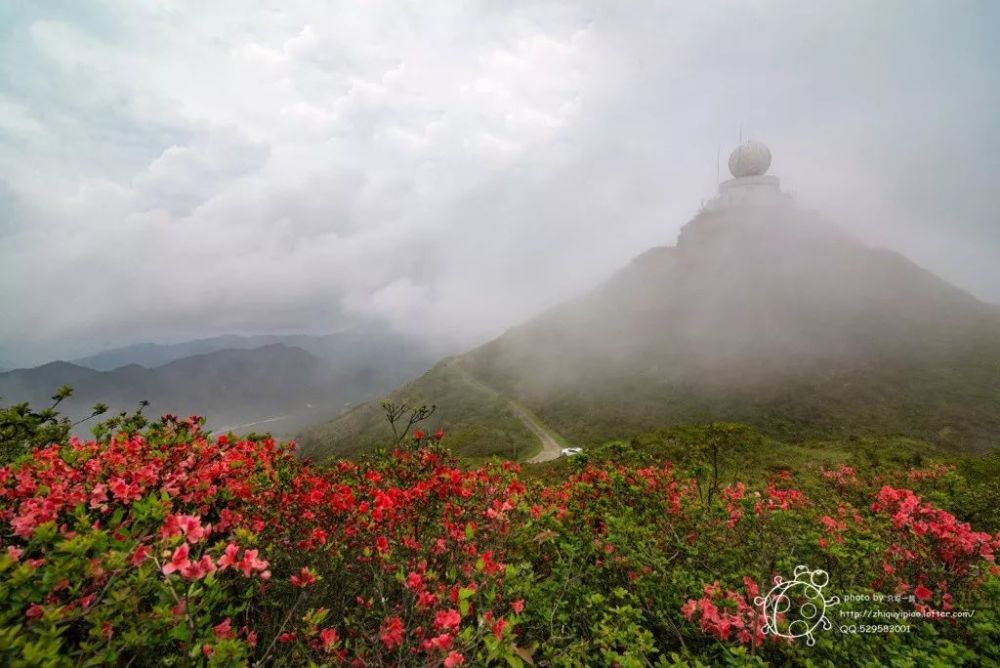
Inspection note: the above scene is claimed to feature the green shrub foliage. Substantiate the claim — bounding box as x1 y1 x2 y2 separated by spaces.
0 398 997 666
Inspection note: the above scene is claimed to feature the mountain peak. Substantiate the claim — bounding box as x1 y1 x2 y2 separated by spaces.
301 168 1000 457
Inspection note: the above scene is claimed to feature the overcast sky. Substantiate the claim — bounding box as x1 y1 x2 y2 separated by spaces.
1 1 998 365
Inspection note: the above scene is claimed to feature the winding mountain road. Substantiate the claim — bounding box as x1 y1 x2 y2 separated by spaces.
511 403 563 463
445 359 564 463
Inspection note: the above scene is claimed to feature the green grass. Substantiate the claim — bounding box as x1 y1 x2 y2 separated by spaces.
296 358 538 461
299 342 1000 463
520 424 954 487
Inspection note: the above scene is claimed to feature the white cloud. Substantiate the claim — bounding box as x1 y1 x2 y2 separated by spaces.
0 97 48 138
0 1 998 364
127 129 267 215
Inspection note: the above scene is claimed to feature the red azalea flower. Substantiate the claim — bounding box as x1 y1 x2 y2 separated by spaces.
161 543 191 576
405 571 424 591
422 633 453 651
434 608 461 631
320 627 339 651
491 617 508 641
237 549 269 577
217 543 240 570
213 618 233 639
291 567 317 588
380 616 404 649
130 544 150 566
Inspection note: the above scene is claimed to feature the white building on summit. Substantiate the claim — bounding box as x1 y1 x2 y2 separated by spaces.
704 140 791 212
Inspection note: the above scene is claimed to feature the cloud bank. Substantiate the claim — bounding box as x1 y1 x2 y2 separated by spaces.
1 1 998 364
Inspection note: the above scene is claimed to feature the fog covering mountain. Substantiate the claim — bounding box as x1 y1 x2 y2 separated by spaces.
298 198 1000 459
0 332 436 436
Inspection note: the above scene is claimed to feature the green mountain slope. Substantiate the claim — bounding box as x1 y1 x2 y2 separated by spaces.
299 203 1000 459
297 358 540 461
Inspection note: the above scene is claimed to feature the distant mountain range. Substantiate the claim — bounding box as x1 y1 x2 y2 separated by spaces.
0 331 436 437
298 199 1000 459
70 331 427 372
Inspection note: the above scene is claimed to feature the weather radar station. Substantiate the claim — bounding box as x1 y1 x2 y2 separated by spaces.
704 140 792 213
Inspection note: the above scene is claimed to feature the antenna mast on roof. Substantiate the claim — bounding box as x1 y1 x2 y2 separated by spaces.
735 123 744 168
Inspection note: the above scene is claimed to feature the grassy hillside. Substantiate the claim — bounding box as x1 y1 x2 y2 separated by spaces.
299 328 1000 461
296 358 539 461
525 344 1000 452
302 203 1000 460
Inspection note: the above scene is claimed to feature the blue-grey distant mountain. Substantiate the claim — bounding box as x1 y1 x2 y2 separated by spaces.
73 330 428 372
2 333 437 437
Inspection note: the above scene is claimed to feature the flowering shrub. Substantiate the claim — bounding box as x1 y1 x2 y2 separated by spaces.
681 579 765 646
0 412 998 666
248 445 529 665
0 416 283 664
870 485 999 608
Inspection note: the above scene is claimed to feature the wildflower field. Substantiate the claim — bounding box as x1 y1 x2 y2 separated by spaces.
1 406 998 666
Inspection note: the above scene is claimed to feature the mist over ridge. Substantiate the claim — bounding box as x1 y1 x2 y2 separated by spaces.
467 198 994 394
300 155 1000 458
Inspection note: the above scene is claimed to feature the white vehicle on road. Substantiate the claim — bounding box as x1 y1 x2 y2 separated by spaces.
560 447 583 457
